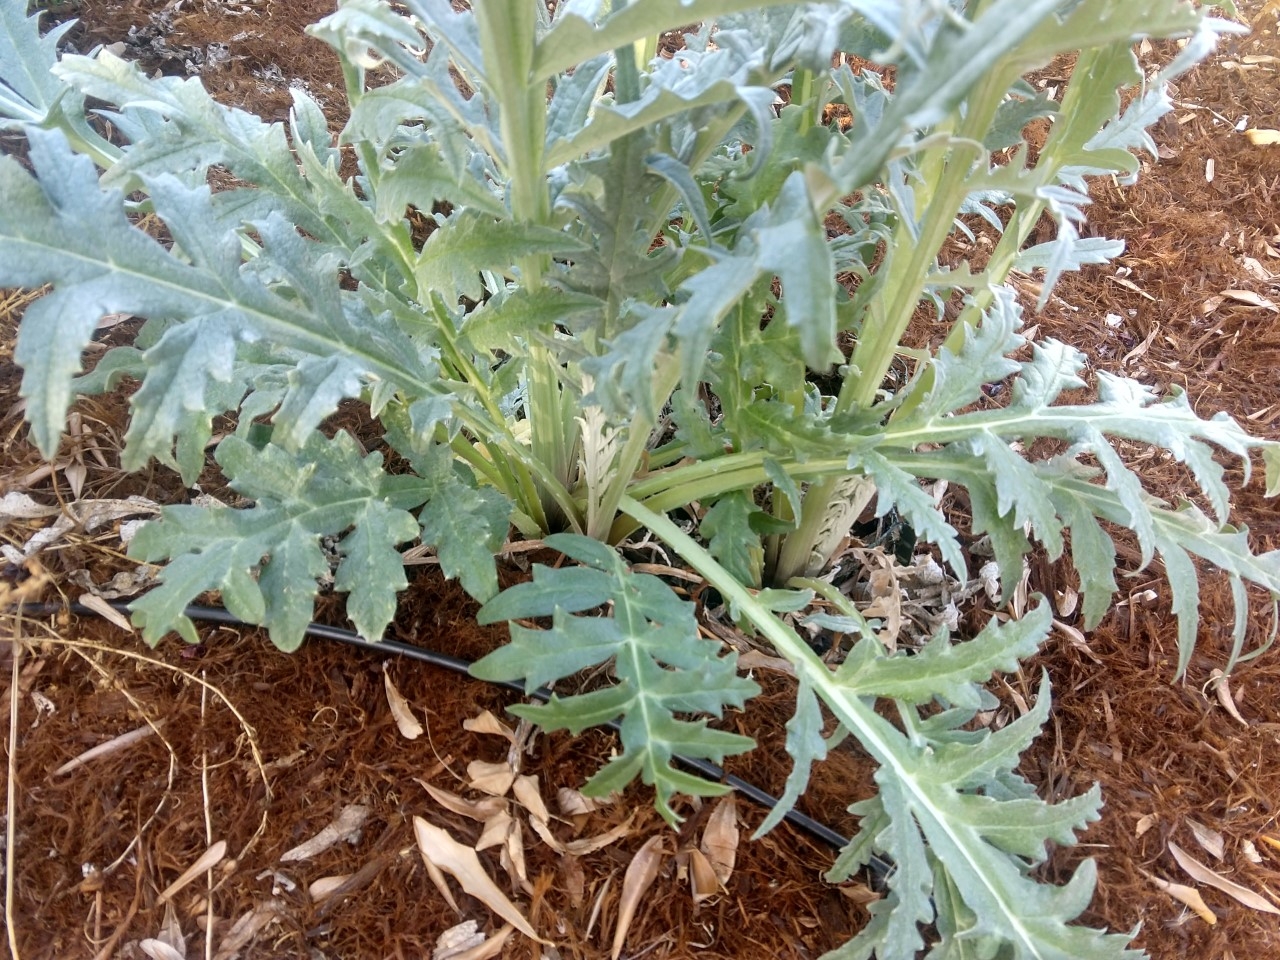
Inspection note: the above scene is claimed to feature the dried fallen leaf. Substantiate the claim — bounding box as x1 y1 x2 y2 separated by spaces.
308 875 352 902
564 812 638 856
1208 669 1249 727
1187 819 1226 861
837 882 881 905
501 819 531 892
435 922 514 960
212 899 286 960
467 759 516 797
562 854 586 909
1168 841 1280 915
139 941 185 960
383 666 424 739
0 492 60 521
1243 840 1263 864
558 787 602 819
463 711 515 741
476 808 515 853
511 774 551 823
1136 814 1158 838
736 649 797 676
157 840 227 905
280 804 370 862
527 814 565 854
1244 128 1280 146
1220 289 1279 312
1145 871 1218 925
140 901 186 960
77 593 135 633
687 848 720 903
421 850 462 915
418 781 508 822
700 795 739 887
412 816 546 943
612 836 665 960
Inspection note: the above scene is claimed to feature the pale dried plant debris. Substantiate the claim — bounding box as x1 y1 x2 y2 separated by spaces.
279 804 370 862
557 786 601 820
435 920 516 960
157 839 227 905
77 592 135 632
512 774 551 823
563 812 638 856
475 808 515 853
687 847 720 903
435 919 487 958
383 664 424 739
700 794 739 886
139 902 186 960
1144 870 1218 925
1168 841 1280 915
212 899 286 960
51 716 160 778
468 759 516 796
413 816 546 943
612 836 665 960
1208 669 1249 727
1187 819 1226 861
420 781 508 822
308 874 352 902
463 710 516 741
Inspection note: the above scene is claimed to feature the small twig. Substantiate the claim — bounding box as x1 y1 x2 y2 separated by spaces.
201 674 215 960
51 722 164 777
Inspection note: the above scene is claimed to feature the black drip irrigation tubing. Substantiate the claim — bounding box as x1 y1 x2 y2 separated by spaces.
14 600 893 885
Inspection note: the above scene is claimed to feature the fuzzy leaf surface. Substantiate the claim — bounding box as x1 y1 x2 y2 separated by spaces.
472 533 759 824
129 432 431 650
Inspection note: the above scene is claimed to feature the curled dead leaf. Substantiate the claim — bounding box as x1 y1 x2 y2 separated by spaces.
412 816 546 943
688 848 720 903
511 774 551 823
1187 819 1226 862
475 808 515 852
383 666 423 739
463 710 515 741
1208 669 1249 727
1168 841 1280 915
563 812 638 856
612 836 665 960
1220 289 1279 312
467 759 516 797
419 781 508 822
1144 870 1218 925
700 795 739 887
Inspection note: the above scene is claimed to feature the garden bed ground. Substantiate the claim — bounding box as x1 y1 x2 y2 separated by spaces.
3 2 1280 958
